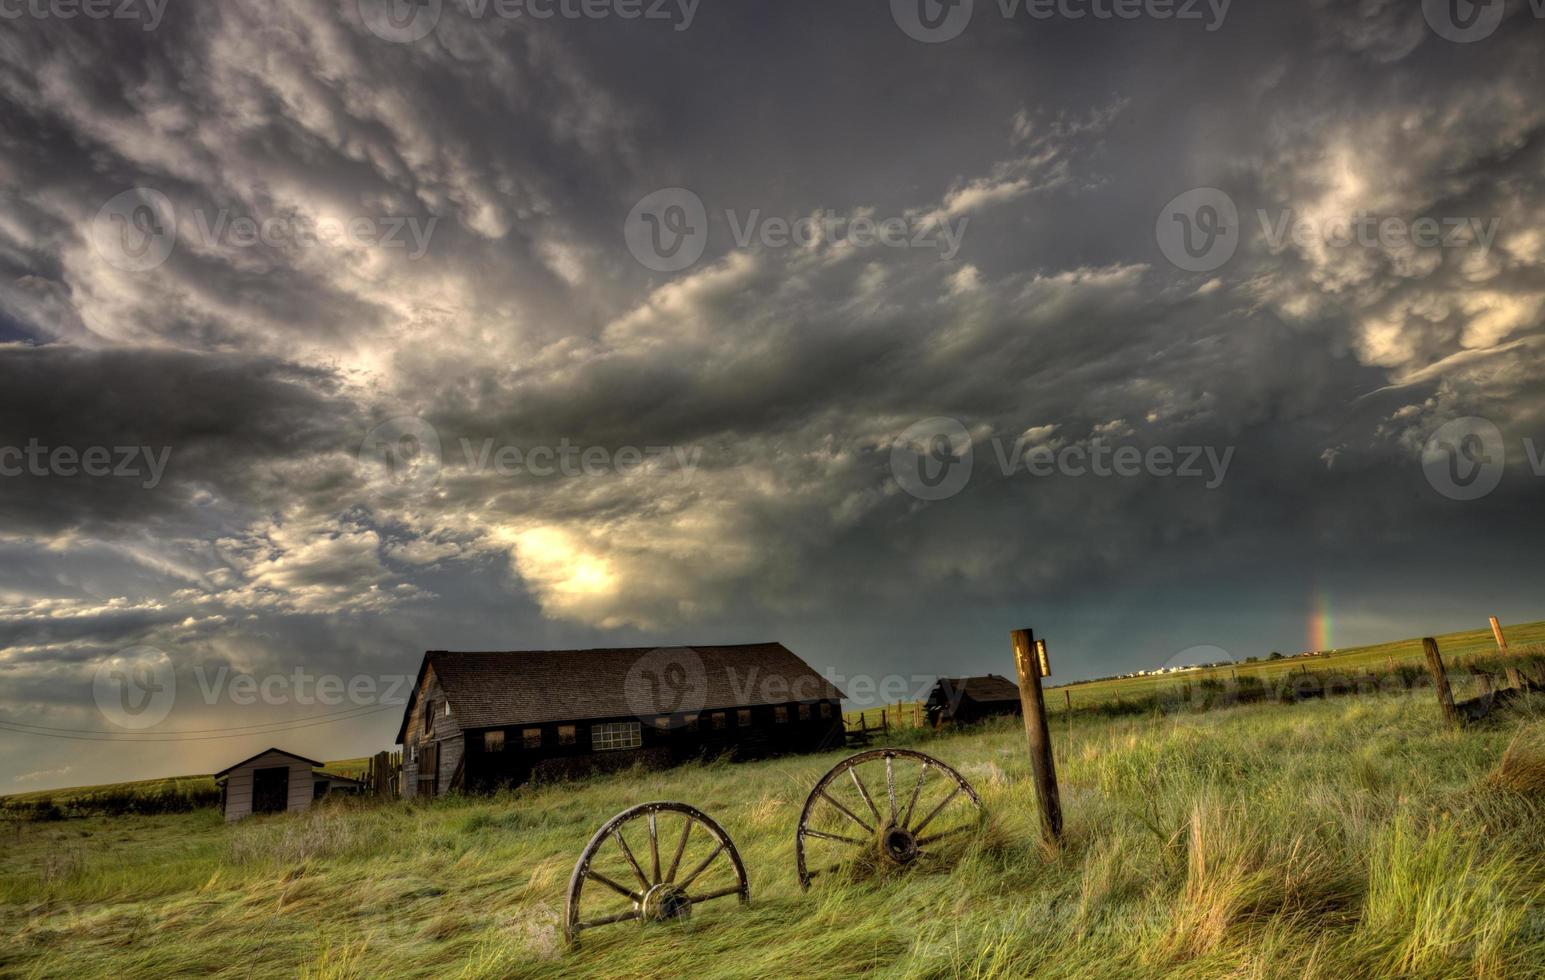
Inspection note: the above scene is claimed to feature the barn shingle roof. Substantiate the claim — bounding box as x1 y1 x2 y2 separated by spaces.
396 643 845 742
931 674 1022 704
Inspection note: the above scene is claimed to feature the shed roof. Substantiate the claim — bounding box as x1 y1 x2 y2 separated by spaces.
930 674 1022 705
396 643 845 743
213 747 326 779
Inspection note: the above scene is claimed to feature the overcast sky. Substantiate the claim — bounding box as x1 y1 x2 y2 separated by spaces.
2 0 1544 791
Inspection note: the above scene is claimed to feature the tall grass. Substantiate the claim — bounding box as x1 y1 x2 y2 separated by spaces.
3 691 1544 979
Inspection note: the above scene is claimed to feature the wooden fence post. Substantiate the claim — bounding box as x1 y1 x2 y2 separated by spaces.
1490 616 1509 652
1011 628 1063 843
1423 636 1459 729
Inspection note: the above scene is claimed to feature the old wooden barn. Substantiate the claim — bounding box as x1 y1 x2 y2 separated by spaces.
924 674 1023 725
396 643 846 796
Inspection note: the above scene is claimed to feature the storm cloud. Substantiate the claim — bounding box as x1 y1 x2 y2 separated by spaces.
2 0 1544 788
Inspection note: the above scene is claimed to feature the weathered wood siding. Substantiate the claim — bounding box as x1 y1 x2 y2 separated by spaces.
222 750 318 822
401 666 464 798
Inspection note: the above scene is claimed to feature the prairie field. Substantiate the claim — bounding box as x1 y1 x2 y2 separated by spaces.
5 686 1545 979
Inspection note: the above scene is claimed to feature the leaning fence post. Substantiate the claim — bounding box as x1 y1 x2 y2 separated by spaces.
1011 629 1063 843
1423 636 1459 729
1490 616 1509 652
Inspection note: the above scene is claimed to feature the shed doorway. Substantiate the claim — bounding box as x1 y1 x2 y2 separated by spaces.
252 766 290 815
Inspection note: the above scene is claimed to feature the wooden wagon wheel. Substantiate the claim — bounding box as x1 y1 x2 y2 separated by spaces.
795 748 983 890
563 801 750 944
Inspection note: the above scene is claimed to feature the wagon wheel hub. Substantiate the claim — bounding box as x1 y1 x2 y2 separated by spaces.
879 824 919 865
639 883 691 923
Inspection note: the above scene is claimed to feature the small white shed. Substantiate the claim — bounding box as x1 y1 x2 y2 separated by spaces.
214 747 326 822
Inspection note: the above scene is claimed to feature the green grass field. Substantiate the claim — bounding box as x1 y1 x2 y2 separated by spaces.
1049 620 1545 709
4 687 1545 978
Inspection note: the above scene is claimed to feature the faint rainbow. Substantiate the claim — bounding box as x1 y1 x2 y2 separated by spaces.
1308 588 1333 653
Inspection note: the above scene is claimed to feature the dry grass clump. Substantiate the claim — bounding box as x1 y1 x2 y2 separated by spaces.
227 806 362 866
1488 732 1545 796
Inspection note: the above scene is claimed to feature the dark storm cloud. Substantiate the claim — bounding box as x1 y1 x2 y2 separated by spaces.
2 0 1544 789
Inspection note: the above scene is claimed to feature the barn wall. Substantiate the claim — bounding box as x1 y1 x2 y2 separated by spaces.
462 699 845 792
222 751 319 822
400 666 464 798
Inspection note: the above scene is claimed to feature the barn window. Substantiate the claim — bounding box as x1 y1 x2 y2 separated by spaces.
484 731 505 752
654 716 671 731
522 728 542 749
798 703 811 721
711 712 726 730
820 703 833 719
774 706 789 724
558 724 577 745
684 714 699 731
592 722 642 751
737 708 752 727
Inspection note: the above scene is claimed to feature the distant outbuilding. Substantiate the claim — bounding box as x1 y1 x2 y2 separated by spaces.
214 748 362 822
925 675 1023 725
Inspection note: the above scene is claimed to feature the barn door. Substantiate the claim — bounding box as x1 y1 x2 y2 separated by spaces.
252 766 289 815
418 742 439 798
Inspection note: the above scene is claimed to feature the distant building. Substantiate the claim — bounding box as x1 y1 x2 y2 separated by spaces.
214 748 363 822
395 644 847 797
924 674 1023 725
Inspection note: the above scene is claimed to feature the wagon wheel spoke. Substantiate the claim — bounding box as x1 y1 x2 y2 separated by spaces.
664 815 693 883
848 767 883 825
687 884 744 904
676 841 726 891
912 785 962 835
916 823 973 848
648 812 661 885
801 827 866 846
613 828 651 890
585 868 642 902
901 762 930 829
818 788 875 835
575 908 641 932
885 754 898 824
